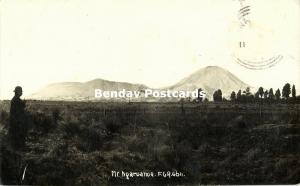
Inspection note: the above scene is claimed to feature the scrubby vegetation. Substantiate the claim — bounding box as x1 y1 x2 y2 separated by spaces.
0 100 300 185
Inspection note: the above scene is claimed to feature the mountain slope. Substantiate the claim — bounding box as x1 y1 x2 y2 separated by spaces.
168 66 249 99
30 79 148 100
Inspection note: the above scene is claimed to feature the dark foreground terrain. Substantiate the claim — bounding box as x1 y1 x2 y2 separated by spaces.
0 100 300 185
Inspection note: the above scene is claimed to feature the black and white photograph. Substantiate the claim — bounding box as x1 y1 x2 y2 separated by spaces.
0 0 299 185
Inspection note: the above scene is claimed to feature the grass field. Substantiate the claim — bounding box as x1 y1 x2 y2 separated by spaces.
0 100 300 185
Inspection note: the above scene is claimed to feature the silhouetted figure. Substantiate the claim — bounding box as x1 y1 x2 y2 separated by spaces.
8 86 27 150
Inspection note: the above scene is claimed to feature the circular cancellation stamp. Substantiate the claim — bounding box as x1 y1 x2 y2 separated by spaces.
232 0 283 70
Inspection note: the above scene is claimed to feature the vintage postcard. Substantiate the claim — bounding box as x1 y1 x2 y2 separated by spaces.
0 0 299 185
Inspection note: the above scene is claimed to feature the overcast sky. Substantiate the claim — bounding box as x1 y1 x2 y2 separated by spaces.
0 0 299 99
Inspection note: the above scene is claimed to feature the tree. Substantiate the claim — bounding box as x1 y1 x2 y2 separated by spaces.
213 89 222 102
264 90 269 99
258 87 264 98
254 91 260 101
244 87 254 102
269 88 274 101
275 88 281 101
269 88 274 99
230 91 236 101
282 83 291 99
237 90 242 102
197 88 203 102
245 87 251 96
292 85 296 98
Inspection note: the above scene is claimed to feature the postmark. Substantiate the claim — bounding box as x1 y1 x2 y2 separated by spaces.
235 55 283 70
237 0 251 28
233 0 283 70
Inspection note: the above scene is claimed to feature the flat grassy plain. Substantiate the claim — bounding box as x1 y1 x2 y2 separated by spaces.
0 100 300 185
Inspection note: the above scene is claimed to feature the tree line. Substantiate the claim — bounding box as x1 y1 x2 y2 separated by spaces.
194 83 299 103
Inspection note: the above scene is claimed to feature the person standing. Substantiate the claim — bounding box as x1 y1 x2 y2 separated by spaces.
8 86 27 150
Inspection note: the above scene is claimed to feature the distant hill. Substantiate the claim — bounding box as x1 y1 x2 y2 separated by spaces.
29 66 250 101
167 66 249 99
30 79 148 101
